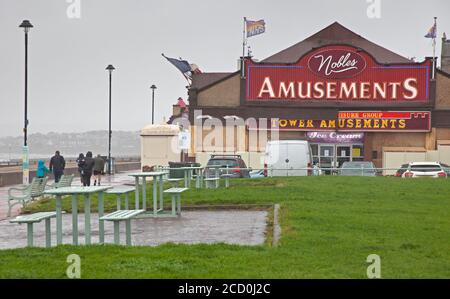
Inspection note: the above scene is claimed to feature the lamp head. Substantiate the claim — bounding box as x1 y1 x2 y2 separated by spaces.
19 20 33 33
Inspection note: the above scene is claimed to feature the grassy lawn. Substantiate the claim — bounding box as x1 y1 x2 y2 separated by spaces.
1 176 450 278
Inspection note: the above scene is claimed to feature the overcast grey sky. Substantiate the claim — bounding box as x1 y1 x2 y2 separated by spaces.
0 0 449 137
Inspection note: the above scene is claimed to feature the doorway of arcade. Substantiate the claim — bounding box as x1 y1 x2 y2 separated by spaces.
307 131 365 173
311 143 365 169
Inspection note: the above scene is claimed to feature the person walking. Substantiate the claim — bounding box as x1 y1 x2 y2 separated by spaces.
76 153 85 184
81 151 95 186
93 154 105 186
49 151 66 183
36 160 50 179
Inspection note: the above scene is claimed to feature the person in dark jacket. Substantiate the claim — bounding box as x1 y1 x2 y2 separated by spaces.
49 151 66 183
76 153 85 184
93 154 105 186
81 151 95 186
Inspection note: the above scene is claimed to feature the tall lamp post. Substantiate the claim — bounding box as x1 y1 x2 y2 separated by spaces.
106 64 115 175
19 20 33 185
150 84 157 124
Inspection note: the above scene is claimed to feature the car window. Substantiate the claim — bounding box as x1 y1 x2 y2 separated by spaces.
342 162 374 169
207 159 238 167
410 165 442 172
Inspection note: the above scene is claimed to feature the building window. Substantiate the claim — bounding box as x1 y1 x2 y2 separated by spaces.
372 150 378 159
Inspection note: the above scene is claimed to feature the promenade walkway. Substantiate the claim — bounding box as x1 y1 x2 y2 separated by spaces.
0 170 138 220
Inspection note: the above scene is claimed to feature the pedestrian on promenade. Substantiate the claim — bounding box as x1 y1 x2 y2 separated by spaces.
76 153 85 184
93 154 105 186
81 151 95 186
49 150 66 183
36 160 50 179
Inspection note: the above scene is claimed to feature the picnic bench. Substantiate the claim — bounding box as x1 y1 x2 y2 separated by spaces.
166 178 184 187
10 212 57 247
100 210 145 245
46 174 74 189
7 177 49 217
204 177 220 189
163 187 188 216
220 174 234 188
105 186 135 210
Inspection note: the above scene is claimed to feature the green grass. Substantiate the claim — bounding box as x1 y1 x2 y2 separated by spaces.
1 176 450 278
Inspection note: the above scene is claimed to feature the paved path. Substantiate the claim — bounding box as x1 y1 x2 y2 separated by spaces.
0 170 138 220
0 211 268 249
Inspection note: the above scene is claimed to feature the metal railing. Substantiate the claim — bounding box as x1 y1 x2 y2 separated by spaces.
153 165 450 177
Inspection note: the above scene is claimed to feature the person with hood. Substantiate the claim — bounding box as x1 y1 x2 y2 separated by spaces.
93 154 105 186
81 151 95 186
76 153 85 184
36 160 50 179
49 150 66 183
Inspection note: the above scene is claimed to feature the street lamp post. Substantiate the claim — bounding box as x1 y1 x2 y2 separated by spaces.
150 84 157 124
106 64 115 175
19 20 33 185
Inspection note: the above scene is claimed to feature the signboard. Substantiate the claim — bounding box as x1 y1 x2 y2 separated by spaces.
307 132 364 144
22 145 29 185
179 131 191 150
246 45 430 102
268 111 431 132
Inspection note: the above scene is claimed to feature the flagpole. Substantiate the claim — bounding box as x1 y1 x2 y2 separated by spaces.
432 16 437 79
242 17 246 78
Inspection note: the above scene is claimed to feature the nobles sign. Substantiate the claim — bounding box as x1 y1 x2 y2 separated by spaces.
307 49 366 79
246 45 430 102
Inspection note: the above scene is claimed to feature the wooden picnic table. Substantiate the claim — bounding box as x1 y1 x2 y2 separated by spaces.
43 186 112 246
128 172 168 217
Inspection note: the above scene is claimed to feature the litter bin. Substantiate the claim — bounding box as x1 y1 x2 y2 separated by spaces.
168 161 200 178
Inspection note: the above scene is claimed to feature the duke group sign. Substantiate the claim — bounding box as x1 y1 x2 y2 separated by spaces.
245 45 431 102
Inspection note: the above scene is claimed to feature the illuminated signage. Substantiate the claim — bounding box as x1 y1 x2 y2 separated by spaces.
268 111 431 132
246 45 430 102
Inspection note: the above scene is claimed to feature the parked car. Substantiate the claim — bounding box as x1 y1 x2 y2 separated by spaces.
205 155 250 178
249 169 265 178
394 164 409 177
264 140 312 177
402 162 447 178
339 161 378 176
439 163 450 176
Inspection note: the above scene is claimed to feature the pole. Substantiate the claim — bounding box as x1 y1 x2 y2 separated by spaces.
24 31 28 147
108 71 112 175
23 30 30 185
432 17 437 80
152 88 155 125
241 17 246 78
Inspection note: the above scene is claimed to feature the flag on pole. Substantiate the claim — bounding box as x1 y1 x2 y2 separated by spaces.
425 20 437 38
245 18 266 38
162 54 202 82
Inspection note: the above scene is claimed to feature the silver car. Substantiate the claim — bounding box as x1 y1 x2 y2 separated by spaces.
340 161 378 176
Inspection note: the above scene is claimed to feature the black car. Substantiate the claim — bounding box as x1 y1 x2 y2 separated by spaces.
205 155 250 178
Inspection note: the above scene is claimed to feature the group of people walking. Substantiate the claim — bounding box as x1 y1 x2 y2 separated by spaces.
35 150 106 187
76 152 106 186
36 151 66 182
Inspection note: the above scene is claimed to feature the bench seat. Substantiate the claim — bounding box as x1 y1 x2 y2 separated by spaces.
204 177 220 189
106 186 135 210
100 209 145 245
163 188 188 216
10 212 57 247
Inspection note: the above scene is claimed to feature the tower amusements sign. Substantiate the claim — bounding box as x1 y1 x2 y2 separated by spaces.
245 45 431 102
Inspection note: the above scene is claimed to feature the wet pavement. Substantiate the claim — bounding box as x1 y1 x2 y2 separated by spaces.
0 170 138 220
0 210 268 249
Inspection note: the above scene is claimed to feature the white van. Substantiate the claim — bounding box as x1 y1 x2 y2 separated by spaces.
264 140 313 177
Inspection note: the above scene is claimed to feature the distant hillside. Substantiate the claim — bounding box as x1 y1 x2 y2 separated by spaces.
0 131 140 159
